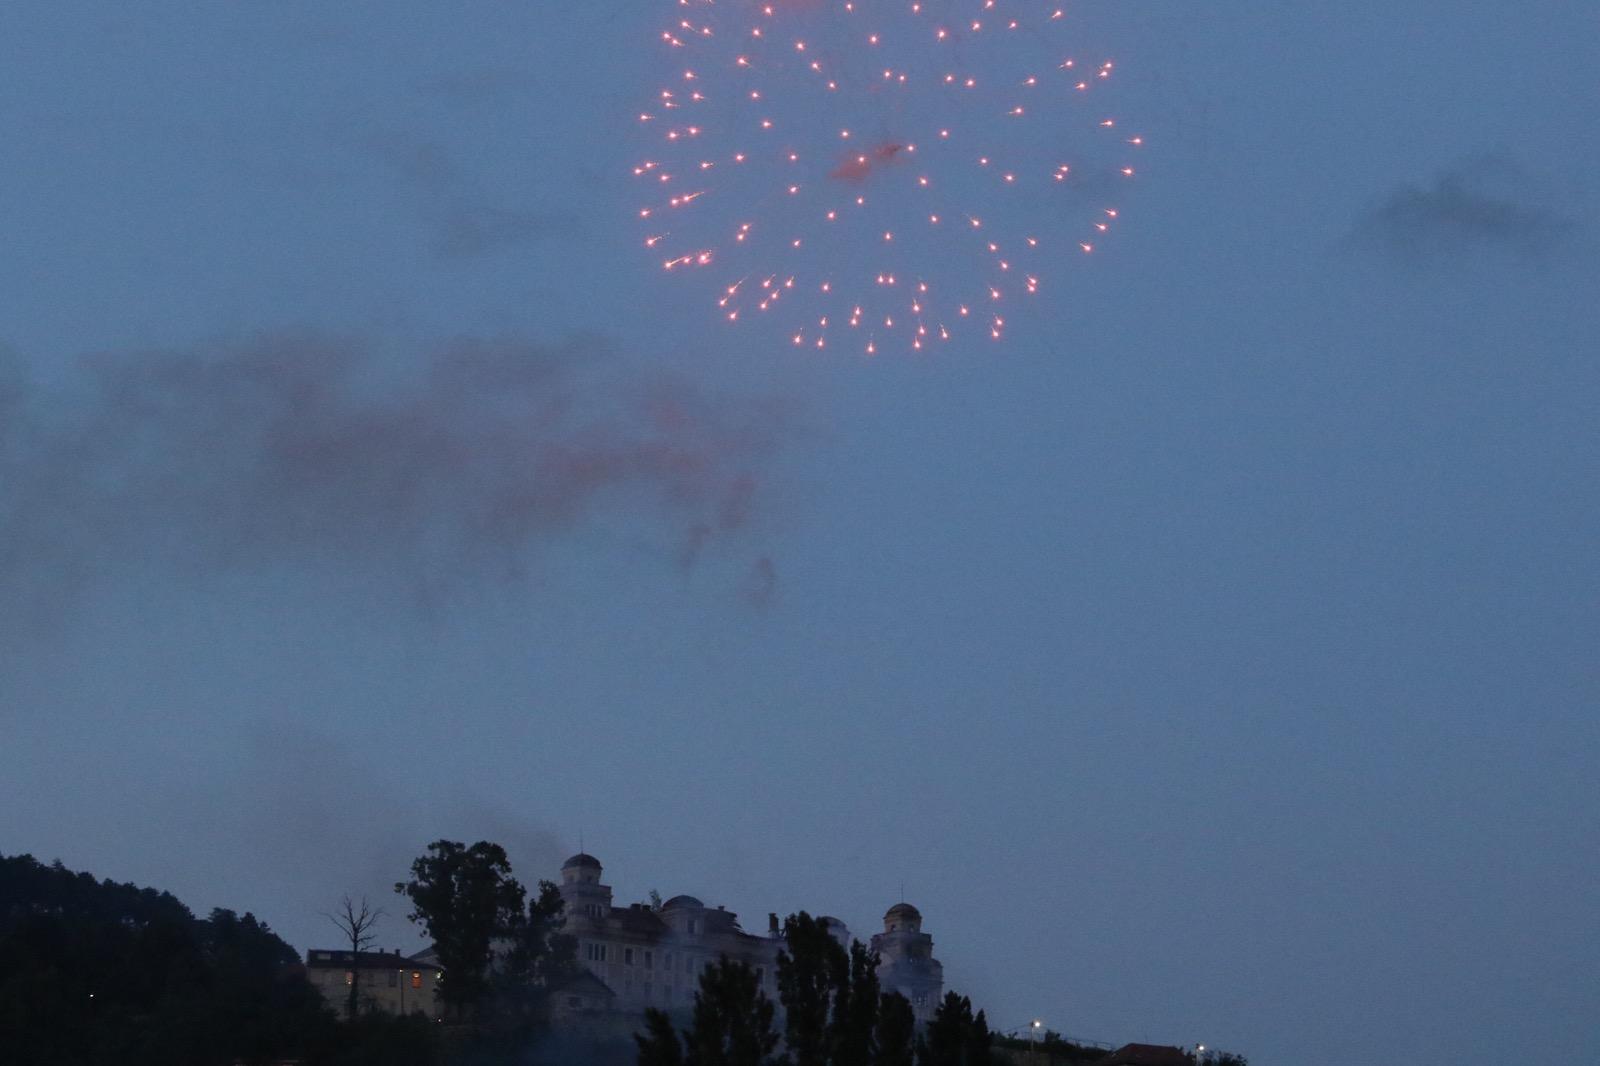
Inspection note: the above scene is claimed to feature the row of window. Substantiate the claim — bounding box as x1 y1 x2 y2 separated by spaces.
343 970 424 989
582 944 771 989
588 943 697 973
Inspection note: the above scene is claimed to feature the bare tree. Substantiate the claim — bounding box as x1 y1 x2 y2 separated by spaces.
324 894 385 1019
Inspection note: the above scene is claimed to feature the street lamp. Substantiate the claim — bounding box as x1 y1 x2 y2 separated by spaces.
1195 1045 1206 1066
1030 1019 1043 1065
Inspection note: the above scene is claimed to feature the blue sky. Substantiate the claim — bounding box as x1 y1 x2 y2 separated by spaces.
2 3 1597 1063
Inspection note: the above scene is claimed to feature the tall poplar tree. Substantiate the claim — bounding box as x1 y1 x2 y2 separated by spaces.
875 992 917 1066
776 912 848 1066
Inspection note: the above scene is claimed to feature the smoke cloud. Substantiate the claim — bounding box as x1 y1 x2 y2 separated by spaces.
1351 156 1579 263
0 332 795 626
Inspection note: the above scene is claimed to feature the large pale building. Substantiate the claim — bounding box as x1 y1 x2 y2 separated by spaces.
554 853 943 1022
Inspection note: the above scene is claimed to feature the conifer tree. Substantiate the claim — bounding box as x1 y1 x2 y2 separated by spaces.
918 992 991 1066
637 1007 687 1066
875 992 917 1066
639 957 782 1066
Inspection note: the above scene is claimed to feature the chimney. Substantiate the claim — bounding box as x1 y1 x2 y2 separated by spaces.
768 913 779 935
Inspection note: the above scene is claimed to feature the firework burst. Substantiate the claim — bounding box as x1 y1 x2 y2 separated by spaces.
638 0 1140 351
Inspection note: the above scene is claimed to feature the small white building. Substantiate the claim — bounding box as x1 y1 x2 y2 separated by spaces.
304 947 443 1019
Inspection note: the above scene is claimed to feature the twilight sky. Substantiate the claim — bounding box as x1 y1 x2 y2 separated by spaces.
2 3 1597 1064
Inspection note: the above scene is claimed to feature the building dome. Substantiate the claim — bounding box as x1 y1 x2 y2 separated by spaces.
661 894 705 910
562 853 603 871
883 902 922 934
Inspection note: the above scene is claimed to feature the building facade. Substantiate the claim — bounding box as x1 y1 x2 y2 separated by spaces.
554 853 943 1022
304 947 443 1019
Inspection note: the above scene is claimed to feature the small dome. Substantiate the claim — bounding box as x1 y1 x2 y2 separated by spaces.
562 853 603 871
885 902 921 921
662 894 705 910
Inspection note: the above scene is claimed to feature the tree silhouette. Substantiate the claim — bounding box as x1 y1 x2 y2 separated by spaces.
637 1006 688 1066
494 877 580 1023
324 894 385 1019
638 957 782 1066
0 852 340 1066
918 992 991 1066
875 992 917 1066
832 941 881 1066
776 912 847 1066
394 840 526 1017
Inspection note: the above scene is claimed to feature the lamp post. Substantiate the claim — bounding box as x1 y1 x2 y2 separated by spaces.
1195 1045 1206 1066
1029 1019 1043 1066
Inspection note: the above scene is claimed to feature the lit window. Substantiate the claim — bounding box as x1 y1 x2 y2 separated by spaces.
344 971 354 986
411 971 422 990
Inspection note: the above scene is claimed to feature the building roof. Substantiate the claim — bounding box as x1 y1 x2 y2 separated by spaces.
562 852 603 870
885 902 921 920
305 949 438 971
610 904 669 934
1097 1044 1192 1066
661 894 704 910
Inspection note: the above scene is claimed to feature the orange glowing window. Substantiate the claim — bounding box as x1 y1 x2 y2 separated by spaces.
411 971 423 990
